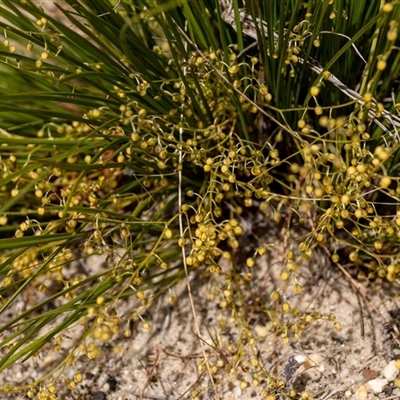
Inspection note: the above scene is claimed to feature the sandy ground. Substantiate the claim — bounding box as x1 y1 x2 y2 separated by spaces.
1 233 400 400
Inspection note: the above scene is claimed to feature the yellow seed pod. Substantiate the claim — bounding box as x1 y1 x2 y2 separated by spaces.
356 163 366 173
159 262 167 270
380 176 391 188
121 228 130 238
349 252 358 262
285 249 294 259
387 29 398 41
294 283 303 294
364 92 373 102
37 392 47 400
186 256 194 265
282 336 290 345
246 257 255 268
244 198 252 207
314 312 322 319
228 64 239 74
330 195 339 203
387 227 395 235
310 86 320 96
377 60 387 70
347 166 356 175
341 194 350 205
164 228 173 239
281 271 289 281
322 70 331 80
221 165 229 174
142 322 150 330
234 226 243 235
314 187 324 199
301 391 312 400
68 380 76 389
314 106 323 115
250 358 259 367
355 209 363 219
341 209 349 219
260 85 268 95
290 163 299 173
314 172 322 180
387 273 396 282
334 321 342 330
270 290 280 301
270 149 279 159
289 262 300 272
382 2 394 12
328 313 336 321
319 115 329 127
240 381 248 390
297 119 306 128
282 302 290 312
336 220 344 229
222 183 231 191
299 242 308 252
101 327 112 341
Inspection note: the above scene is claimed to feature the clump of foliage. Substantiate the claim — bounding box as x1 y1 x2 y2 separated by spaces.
0 0 399 398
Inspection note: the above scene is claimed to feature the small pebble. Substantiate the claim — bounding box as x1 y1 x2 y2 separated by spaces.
232 386 242 397
107 377 117 392
383 360 399 381
93 391 107 400
297 353 325 374
354 385 368 400
255 324 269 337
294 354 307 364
366 378 388 393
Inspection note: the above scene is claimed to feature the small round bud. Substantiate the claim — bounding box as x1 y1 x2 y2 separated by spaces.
310 86 320 96
246 257 255 268
377 60 387 70
382 3 393 12
270 291 280 301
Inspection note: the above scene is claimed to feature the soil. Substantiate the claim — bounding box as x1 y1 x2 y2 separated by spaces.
1 231 399 400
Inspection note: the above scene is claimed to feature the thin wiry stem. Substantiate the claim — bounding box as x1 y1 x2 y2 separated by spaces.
177 20 219 400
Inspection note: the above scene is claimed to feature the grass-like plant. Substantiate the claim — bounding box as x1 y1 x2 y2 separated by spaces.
0 0 399 398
